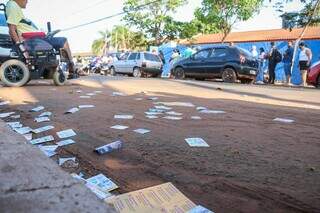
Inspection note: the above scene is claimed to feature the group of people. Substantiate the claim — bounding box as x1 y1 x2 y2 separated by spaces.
252 41 313 87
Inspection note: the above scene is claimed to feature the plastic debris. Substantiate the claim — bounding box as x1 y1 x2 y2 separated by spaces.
185 138 209 147
95 141 123 155
80 96 91 99
187 205 214 213
85 182 113 199
39 112 52 117
0 101 10 106
33 125 54 134
110 125 129 130
133 128 151 134
166 111 183 116
11 115 21 119
86 174 119 192
163 116 183 120
56 129 76 139
23 133 32 141
154 102 195 107
0 112 15 118
14 127 33 135
71 172 85 181
29 135 55 145
30 106 45 112
34 117 50 123
39 145 58 157
65 107 79 114
273 118 295 123
78 105 95 109
199 110 225 114
56 139 76 147
114 114 134 119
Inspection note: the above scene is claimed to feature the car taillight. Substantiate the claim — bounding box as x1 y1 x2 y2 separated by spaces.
240 55 246 64
142 62 147 67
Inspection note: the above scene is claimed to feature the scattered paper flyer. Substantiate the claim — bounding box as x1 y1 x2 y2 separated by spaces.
196 106 207 111
110 125 129 130
166 111 183 116
199 110 225 114
56 139 76 147
86 174 119 192
56 129 76 139
76 90 83 93
147 97 159 101
11 115 21 119
39 112 52 117
154 102 195 107
0 101 10 106
65 107 79 114
7 122 22 129
145 112 163 116
0 112 15 118
79 105 95 109
149 108 166 113
105 182 196 213
95 141 123 155
114 115 134 119
273 118 295 123
86 93 96 96
154 105 172 110
185 138 210 147
39 145 59 157
33 125 55 134
59 157 76 166
23 133 32 141
187 205 214 213
163 116 183 120
85 182 113 200
146 115 158 119
80 96 91 99
112 92 125 96
14 126 33 135
30 106 45 112
191 116 202 120
34 117 50 123
133 128 151 135
29 135 55 145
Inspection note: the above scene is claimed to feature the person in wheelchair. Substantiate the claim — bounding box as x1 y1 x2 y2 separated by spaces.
6 0 77 79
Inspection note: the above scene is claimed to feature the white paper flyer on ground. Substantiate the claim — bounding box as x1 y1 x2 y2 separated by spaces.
56 129 77 139
191 116 202 120
80 96 91 99
85 182 113 200
7 122 22 129
133 128 151 134
86 174 119 192
39 112 52 117
163 116 183 120
65 107 79 114
33 125 55 134
114 115 134 119
0 101 10 106
79 105 95 109
146 115 159 119
155 102 195 107
56 139 76 147
30 106 45 112
11 115 21 119
110 125 129 130
0 112 15 118
95 141 123 155
273 118 295 123
199 110 226 114
29 135 55 145
59 157 76 166
34 117 50 123
14 127 33 135
185 138 210 147
166 111 183 116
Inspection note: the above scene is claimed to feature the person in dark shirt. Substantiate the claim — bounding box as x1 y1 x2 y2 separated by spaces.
268 42 282 84
283 41 294 85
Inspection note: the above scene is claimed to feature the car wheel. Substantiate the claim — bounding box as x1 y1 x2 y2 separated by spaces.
174 67 185 79
133 67 142 78
53 70 67 86
222 68 237 83
0 59 30 87
110 67 116 76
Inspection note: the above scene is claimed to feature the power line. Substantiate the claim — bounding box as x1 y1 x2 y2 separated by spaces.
69 0 112 17
61 0 162 32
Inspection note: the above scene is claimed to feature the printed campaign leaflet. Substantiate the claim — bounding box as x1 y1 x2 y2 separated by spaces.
56 129 76 139
7 122 23 129
110 125 129 130
33 125 55 134
145 112 163 116
23 133 32 141
163 116 183 120
95 141 123 155
11 115 21 119
154 105 172 110
112 92 125 96
30 106 45 112
273 118 295 123
59 157 76 166
14 127 33 135
199 110 225 114
56 139 76 147
86 174 118 192
39 112 52 117
29 135 55 145
39 145 59 158
78 105 95 109
166 111 183 116
133 128 151 135
0 112 15 118
146 115 159 119
85 182 113 200
185 138 210 147
105 182 196 213
154 102 195 107
65 107 79 114
34 117 50 123
191 116 202 120
80 96 91 99
114 115 134 119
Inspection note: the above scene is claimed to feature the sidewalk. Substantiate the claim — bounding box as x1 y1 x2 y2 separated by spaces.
0 120 115 213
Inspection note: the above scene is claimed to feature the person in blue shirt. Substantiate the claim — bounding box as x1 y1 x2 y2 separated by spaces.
283 41 294 85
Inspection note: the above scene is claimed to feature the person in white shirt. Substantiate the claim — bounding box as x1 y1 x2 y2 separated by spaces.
298 42 312 87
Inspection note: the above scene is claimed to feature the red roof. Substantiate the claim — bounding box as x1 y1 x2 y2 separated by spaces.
189 27 320 44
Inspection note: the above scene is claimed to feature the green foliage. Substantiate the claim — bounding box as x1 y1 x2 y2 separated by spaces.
123 0 187 45
194 0 264 38
91 30 110 55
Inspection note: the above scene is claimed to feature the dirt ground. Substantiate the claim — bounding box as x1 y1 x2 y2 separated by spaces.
0 76 319 213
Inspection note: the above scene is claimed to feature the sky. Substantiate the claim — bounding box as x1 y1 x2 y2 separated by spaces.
0 0 305 53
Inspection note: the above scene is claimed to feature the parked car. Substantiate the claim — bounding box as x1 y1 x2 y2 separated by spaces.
172 46 259 83
307 60 320 88
109 52 163 77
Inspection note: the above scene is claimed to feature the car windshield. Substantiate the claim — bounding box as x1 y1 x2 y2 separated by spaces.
238 47 253 58
0 13 7 27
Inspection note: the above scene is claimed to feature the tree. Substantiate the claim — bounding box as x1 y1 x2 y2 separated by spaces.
123 0 187 45
91 30 110 55
194 0 264 40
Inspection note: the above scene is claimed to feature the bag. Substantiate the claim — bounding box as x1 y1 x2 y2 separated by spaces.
275 50 282 63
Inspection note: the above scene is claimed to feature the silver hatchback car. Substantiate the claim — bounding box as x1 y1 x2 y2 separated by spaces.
109 52 163 77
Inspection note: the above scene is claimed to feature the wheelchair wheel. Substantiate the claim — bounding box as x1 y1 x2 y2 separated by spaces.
0 60 30 87
53 70 67 86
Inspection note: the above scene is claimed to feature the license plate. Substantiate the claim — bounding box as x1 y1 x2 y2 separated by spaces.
250 70 256 75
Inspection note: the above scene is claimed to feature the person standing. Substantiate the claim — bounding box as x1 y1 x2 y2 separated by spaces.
268 42 282 84
298 42 312 87
251 45 258 59
256 47 266 84
283 41 294 85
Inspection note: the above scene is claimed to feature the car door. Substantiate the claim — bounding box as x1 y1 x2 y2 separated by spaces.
206 48 228 76
183 49 212 76
125 53 138 73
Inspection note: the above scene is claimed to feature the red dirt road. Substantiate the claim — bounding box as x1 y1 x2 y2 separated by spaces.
0 76 319 212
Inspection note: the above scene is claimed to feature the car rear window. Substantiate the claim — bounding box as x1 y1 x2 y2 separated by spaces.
128 53 138 60
144 53 161 62
210 48 227 58
194 49 211 60
0 13 7 27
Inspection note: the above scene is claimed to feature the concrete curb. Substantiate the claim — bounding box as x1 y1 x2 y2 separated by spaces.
0 120 115 213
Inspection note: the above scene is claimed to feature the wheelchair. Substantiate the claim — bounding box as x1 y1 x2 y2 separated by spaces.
0 3 68 87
